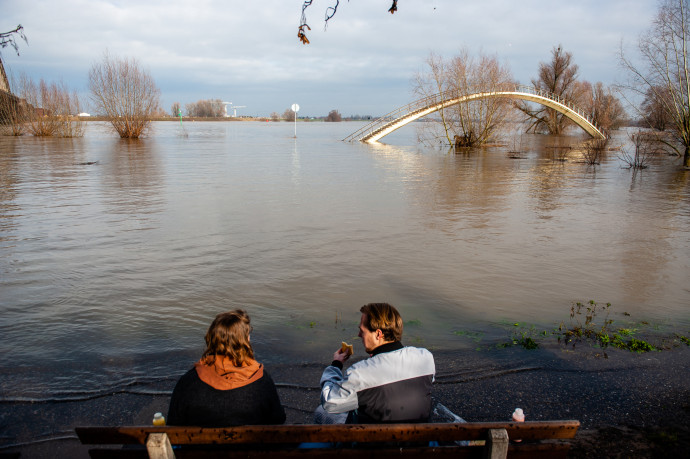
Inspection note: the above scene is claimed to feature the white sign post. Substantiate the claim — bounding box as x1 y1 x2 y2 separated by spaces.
291 103 300 138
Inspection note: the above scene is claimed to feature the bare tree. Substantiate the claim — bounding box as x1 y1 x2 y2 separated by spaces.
413 53 453 145
283 107 296 121
580 138 609 165
578 81 626 133
88 51 160 138
171 102 181 118
619 131 658 169
325 109 342 122
517 45 584 135
620 0 690 168
640 86 671 131
270 111 280 121
185 99 225 117
13 74 84 137
413 49 514 147
298 1 398 44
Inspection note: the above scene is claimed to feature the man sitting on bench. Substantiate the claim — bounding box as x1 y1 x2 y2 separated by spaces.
316 303 436 424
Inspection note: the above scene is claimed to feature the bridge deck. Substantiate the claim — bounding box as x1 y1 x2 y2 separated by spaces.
344 85 605 143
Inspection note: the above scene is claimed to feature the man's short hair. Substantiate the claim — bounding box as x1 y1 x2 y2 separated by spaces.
360 303 403 342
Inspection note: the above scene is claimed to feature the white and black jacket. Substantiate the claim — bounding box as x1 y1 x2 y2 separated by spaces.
320 341 435 423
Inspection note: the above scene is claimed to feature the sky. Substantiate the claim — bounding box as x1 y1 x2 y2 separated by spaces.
1 0 658 118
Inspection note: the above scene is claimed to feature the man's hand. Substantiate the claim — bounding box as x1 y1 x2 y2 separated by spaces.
333 347 351 363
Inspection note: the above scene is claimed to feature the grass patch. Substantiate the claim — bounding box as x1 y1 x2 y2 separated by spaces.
453 330 484 343
558 300 657 353
499 323 544 350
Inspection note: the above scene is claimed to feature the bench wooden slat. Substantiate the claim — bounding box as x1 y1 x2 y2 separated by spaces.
87 443 571 459
76 421 579 445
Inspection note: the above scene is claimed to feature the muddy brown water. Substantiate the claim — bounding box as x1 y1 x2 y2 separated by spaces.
1 121 688 408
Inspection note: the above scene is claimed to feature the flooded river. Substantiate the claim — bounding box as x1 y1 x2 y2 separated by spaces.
0 121 689 402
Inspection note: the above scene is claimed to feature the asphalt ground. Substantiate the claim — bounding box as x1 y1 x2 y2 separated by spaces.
2 341 689 458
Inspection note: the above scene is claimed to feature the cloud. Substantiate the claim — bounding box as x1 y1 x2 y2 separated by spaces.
1 0 657 116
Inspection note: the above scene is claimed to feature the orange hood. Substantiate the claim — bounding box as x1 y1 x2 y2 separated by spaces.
194 355 264 390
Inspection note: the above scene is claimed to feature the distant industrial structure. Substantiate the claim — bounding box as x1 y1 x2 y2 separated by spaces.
221 102 246 117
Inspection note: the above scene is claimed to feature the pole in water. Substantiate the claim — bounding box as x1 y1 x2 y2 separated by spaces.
291 103 300 138
178 109 188 138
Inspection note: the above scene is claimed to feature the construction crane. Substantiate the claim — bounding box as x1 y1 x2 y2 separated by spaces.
222 102 247 117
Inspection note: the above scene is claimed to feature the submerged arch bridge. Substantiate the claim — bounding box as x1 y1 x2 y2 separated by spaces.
343 84 606 143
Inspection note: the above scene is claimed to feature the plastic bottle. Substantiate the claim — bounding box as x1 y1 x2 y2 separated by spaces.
512 408 524 443
152 412 166 426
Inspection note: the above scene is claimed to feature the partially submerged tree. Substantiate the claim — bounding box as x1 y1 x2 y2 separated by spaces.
282 107 296 121
413 49 514 147
88 51 160 138
298 0 398 44
23 77 84 137
185 99 225 117
620 0 690 167
578 81 626 133
517 45 584 135
580 138 608 166
325 109 342 121
640 86 671 131
3 73 84 137
619 131 658 169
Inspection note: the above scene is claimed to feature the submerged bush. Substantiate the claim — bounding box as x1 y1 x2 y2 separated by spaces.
88 51 160 138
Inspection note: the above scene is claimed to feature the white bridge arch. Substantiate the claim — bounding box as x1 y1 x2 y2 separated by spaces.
343 84 606 143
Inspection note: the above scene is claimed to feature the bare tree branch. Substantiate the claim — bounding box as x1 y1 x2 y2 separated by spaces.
298 1 398 44
0 25 28 56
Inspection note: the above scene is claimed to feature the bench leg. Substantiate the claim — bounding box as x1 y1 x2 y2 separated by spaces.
146 433 175 459
483 428 508 459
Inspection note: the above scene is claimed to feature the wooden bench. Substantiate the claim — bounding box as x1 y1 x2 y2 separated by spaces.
76 420 579 458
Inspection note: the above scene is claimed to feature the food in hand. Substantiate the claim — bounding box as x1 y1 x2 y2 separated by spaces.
341 341 354 356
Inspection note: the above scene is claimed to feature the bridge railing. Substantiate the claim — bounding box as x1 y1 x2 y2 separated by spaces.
510 84 604 135
343 84 606 142
342 89 461 142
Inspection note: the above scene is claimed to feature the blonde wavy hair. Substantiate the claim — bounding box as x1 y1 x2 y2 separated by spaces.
202 309 254 366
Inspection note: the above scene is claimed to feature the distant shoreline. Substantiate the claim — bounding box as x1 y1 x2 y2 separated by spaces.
76 116 367 122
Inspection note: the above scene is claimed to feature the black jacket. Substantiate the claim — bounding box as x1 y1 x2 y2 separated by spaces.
167 368 285 426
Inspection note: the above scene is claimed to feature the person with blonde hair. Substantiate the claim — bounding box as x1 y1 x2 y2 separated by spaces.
316 303 435 424
167 310 285 426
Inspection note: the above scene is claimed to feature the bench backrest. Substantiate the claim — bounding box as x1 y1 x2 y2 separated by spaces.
76 421 580 459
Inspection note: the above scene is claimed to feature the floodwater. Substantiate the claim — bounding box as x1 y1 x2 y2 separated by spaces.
0 121 689 403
